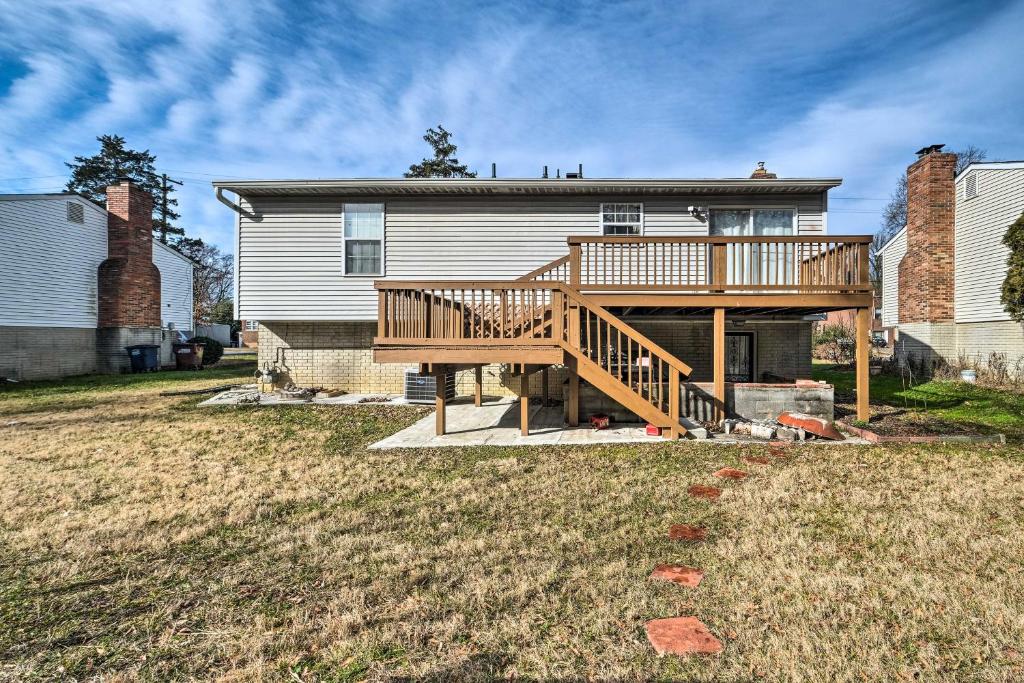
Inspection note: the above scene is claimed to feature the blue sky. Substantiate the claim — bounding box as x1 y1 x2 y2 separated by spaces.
1 0 1023 251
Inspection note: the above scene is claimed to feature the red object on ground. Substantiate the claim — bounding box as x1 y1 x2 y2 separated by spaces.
650 564 704 588
645 617 724 655
777 411 845 440
589 414 610 430
645 423 661 436
668 524 707 541
687 485 722 500
713 467 748 480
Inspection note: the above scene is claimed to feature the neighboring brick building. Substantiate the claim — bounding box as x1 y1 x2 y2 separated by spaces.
879 147 1024 369
239 319 259 348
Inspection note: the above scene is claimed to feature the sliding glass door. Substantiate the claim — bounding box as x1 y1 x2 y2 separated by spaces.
709 208 795 286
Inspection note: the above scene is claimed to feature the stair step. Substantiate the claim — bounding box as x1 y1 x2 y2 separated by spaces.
678 416 708 439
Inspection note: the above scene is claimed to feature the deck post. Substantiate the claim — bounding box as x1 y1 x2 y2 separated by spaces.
569 242 581 286
435 373 447 436
474 365 483 407
713 308 726 424
669 366 681 439
519 368 531 436
567 356 580 427
856 307 871 421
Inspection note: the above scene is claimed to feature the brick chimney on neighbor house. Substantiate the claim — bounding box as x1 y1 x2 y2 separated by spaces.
897 145 956 324
97 178 161 328
750 161 777 179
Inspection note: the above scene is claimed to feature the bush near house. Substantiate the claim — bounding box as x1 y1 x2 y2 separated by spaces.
812 321 856 364
187 335 224 366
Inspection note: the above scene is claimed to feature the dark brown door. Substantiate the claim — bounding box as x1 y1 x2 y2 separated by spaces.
725 332 754 382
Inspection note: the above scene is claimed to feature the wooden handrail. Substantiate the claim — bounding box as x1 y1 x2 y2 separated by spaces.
517 254 570 282
568 235 873 244
558 284 693 377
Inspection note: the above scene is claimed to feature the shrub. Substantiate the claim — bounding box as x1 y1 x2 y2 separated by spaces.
813 321 856 364
187 336 224 366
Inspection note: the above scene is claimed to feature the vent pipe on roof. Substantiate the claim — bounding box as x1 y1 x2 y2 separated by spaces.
491 163 496 178
578 163 583 178
542 165 548 179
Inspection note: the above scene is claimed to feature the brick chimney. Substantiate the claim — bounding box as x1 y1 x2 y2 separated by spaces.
97 179 161 328
897 145 956 324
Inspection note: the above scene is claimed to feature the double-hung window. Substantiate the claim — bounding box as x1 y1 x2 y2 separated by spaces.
709 208 795 285
244 320 259 332
343 203 384 275
601 203 643 235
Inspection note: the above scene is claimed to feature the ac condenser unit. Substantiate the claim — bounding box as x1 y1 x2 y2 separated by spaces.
404 370 456 403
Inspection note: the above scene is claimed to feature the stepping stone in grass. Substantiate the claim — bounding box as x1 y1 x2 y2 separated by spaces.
688 485 722 500
742 456 772 465
713 467 748 480
668 524 707 541
650 564 704 588
645 616 724 655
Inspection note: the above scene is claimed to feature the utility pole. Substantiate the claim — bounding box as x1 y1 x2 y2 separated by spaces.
158 173 183 243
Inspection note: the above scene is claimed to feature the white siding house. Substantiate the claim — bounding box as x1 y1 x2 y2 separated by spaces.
152 240 196 333
878 226 906 328
0 194 107 327
230 182 829 321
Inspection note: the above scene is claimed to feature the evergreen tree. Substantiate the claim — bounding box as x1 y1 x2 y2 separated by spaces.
404 125 477 178
1001 212 1024 322
65 134 183 240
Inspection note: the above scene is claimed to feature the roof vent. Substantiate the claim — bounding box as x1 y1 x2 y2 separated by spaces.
964 172 978 199
67 201 85 224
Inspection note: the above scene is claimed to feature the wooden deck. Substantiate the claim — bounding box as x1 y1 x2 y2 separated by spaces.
373 235 873 437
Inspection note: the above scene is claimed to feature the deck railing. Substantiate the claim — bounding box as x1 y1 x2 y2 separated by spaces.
568 235 871 292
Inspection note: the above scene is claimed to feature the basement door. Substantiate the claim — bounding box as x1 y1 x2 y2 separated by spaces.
725 332 754 383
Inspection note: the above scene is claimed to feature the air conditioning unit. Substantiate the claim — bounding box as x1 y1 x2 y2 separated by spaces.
404 370 456 403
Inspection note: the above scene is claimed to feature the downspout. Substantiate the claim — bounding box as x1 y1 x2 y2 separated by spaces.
215 187 260 221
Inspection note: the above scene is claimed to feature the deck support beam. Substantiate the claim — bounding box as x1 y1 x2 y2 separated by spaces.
567 356 579 427
519 367 532 436
713 307 726 424
435 373 447 436
474 366 483 407
856 307 871 422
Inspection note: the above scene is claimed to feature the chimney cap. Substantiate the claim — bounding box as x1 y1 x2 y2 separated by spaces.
115 176 136 185
915 144 946 157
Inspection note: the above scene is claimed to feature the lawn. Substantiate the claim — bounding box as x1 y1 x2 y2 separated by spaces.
2 363 1024 680
813 362 1024 440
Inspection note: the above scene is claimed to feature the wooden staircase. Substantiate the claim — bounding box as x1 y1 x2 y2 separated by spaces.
375 269 694 438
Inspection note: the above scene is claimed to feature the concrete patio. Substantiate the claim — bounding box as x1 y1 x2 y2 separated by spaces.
369 396 669 449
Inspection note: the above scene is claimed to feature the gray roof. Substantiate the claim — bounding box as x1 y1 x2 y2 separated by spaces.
211 177 842 197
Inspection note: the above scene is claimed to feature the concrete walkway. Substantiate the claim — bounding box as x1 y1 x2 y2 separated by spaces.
369 397 667 449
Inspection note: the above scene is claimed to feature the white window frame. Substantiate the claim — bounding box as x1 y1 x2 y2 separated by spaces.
599 202 644 235
244 320 259 332
706 206 799 236
342 203 385 277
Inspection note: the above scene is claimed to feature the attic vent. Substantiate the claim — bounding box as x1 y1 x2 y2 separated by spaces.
964 172 978 200
67 201 85 224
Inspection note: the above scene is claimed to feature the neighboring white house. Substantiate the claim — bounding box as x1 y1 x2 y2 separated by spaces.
0 192 195 380
879 156 1024 368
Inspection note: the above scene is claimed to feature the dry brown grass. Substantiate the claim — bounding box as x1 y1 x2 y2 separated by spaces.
2 368 1024 681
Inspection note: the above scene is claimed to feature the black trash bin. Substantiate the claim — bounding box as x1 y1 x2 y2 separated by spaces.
126 344 160 373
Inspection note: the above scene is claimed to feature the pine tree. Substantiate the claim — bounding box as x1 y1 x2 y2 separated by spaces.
1001 212 1024 322
65 135 183 240
404 126 477 178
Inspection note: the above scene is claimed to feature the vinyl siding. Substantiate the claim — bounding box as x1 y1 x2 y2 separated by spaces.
879 228 907 327
0 196 107 327
237 193 826 321
152 241 194 332
954 168 1024 323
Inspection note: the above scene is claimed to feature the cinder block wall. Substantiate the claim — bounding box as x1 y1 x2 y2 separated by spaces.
0 326 97 380
257 321 562 397
629 319 813 381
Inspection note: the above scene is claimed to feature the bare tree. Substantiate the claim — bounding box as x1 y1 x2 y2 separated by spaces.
172 238 234 325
